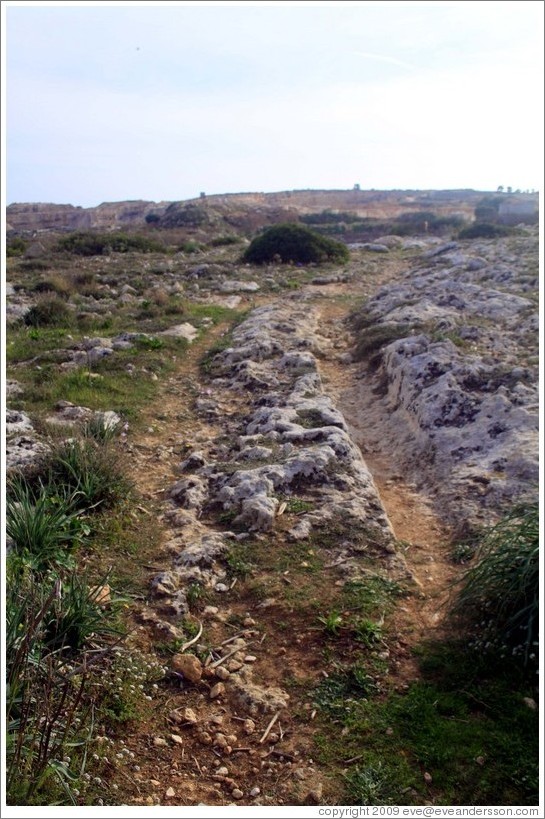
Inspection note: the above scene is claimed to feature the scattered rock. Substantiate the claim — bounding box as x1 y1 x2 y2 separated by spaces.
171 653 203 683
153 737 168 747
210 682 226 699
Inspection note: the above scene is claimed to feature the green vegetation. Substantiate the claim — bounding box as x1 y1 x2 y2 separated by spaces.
312 508 538 806
300 209 466 239
242 223 349 265
7 237 27 257
208 234 243 247
24 296 73 328
458 222 516 239
5 422 162 805
451 504 538 667
56 231 166 256
352 322 411 360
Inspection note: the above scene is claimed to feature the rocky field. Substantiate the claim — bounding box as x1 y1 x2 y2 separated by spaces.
4 222 539 808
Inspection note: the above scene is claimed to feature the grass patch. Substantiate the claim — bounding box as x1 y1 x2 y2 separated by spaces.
313 640 539 806
451 504 538 668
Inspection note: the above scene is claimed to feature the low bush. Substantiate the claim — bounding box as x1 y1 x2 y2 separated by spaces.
24 296 73 328
242 223 349 265
56 231 166 256
458 222 515 239
208 235 242 247
7 237 27 257
32 275 73 298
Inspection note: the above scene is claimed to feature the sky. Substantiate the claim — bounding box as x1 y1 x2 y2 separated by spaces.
3 0 544 208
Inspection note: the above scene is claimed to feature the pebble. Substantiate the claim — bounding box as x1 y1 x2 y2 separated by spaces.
210 682 225 699
243 617 256 626
153 737 168 747
182 707 198 724
227 660 244 672
523 697 537 710
215 583 229 593
149 779 161 786
244 655 257 663
165 787 175 798
250 786 261 797
209 714 224 726
232 788 244 800
170 734 183 745
215 666 230 681
216 766 230 777
199 732 212 745
243 719 256 734
424 772 433 784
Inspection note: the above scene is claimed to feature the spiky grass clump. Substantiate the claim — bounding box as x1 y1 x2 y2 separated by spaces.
46 439 132 512
6 480 89 571
452 504 538 667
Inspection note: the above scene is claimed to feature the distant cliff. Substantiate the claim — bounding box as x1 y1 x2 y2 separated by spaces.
5 188 515 234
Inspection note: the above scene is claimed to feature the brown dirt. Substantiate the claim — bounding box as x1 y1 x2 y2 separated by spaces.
102 266 464 807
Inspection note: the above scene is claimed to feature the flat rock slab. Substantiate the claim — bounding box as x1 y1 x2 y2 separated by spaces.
159 323 199 342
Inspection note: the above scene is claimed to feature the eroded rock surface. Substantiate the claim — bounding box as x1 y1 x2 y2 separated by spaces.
349 233 538 526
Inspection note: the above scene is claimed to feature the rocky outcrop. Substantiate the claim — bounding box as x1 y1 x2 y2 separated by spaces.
350 234 539 526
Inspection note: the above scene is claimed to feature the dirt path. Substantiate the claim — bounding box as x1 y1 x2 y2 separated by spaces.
110 276 462 806
317 299 457 681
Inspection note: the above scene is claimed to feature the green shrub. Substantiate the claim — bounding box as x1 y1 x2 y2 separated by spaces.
24 297 72 328
179 240 203 254
56 231 166 256
451 504 538 666
242 223 349 265
32 275 73 298
458 222 515 239
7 237 27 257
208 235 242 247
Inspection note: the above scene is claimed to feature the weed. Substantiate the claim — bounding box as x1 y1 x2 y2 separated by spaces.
317 610 344 636
81 414 120 443
353 618 384 648
346 761 407 806
226 547 253 579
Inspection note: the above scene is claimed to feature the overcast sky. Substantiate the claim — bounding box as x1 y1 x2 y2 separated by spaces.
3 0 543 207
